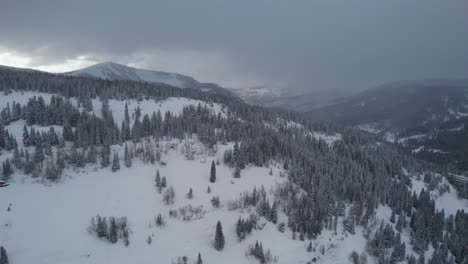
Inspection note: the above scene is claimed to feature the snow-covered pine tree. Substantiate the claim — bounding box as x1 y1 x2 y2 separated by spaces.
214 220 225 251
0 246 8 264
124 143 132 167
161 176 167 188
186 188 193 199
210 160 216 183
108 217 118 243
155 170 161 187
112 153 120 172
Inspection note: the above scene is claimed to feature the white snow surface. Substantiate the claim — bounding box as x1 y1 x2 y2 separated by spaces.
0 141 312 264
66 62 190 88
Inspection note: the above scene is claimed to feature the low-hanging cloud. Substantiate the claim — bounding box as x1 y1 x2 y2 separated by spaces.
1 0 468 92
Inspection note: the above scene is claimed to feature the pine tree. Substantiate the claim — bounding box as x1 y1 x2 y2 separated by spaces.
196 253 203 264
186 188 193 199
147 235 152 244
12 146 22 169
101 145 111 168
163 186 176 205
210 160 216 183
0 246 8 264
270 201 278 224
112 153 120 172
161 176 167 188
124 143 132 167
214 220 225 251
395 211 406 232
0 122 5 150
97 216 108 238
155 170 161 187
34 143 45 163
233 166 241 178
2 159 13 181
108 217 118 243
123 229 130 246
22 125 30 146
63 119 74 141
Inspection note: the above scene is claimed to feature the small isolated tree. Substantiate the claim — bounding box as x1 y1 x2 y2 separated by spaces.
163 186 176 205
161 176 167 188
0 246 8 264
210 161 216 183
196 253 203 264
186 188 193 199
211 196 220 208
156 213 165 227
112 153 120 172
155 170 161 187
214 221 225 251
147 235 152 245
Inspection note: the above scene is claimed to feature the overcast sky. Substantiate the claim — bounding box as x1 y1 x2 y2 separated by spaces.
1 0 468 93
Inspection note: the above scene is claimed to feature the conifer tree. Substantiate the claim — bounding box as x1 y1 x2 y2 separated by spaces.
63 119 74 141
196 253 203 264
101 145 110 168
161 176 167 188
34 143 45 163
2 159 13 181
214 220 225 251
124 143 132 167
270 201 278 224
112 153 120 172
22 125 30 146
186 188 193 199
108 217 118 243
233 167 241 178
0 246 8 264
155 170 161 187
210 160 216 183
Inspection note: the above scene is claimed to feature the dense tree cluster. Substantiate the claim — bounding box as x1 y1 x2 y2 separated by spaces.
89 215 130 246
236 215 257 241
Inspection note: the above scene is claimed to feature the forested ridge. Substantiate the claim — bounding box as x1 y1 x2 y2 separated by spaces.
0 67 466 263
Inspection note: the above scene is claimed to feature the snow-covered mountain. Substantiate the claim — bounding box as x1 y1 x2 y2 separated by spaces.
66 62 233 96
0 66 467 264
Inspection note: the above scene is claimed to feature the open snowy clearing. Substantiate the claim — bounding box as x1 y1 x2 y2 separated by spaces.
0 141 317 264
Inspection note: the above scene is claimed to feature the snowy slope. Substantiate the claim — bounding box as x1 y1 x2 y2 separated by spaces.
65 62 231 95
0 140 308 264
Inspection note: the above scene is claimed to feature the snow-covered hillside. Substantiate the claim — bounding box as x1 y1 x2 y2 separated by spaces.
65 62 230 95
1 67 468 264
1 140 308 264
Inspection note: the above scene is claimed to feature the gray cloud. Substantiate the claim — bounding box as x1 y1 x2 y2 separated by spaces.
1 0 468 92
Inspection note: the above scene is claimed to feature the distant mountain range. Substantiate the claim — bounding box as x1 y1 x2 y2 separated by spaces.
307 79 468 170
308 79 468 129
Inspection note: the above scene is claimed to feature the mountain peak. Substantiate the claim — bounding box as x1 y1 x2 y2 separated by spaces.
65 62 232 96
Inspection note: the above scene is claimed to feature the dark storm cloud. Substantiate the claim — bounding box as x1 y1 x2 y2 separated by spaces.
1 0 468 91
